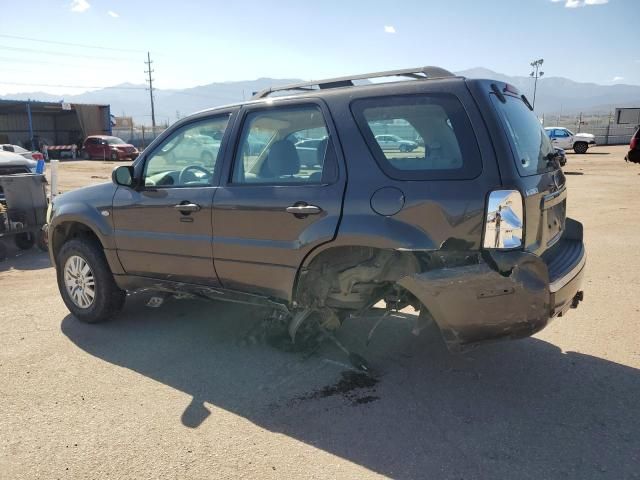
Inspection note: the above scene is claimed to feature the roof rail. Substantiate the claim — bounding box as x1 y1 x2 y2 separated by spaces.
252 66 455 99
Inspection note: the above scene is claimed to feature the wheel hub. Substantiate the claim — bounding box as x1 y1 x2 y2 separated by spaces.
63 255 96 309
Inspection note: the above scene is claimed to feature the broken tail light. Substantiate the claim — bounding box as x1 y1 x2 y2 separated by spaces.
483 190 524 249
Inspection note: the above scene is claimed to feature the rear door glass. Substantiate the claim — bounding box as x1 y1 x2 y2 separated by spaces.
351 94 481 180
491 95 555 176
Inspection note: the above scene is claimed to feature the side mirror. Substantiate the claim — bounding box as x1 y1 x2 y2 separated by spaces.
112 165 134 187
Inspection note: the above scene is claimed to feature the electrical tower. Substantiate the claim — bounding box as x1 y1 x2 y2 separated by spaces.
144 51 156 132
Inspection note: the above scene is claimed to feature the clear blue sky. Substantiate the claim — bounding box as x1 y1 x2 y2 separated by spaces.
1 0 638 95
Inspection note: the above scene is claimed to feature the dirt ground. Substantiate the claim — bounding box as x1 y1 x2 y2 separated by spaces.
1 146 639 479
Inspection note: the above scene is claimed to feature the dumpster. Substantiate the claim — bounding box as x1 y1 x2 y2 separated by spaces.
0 173 48 259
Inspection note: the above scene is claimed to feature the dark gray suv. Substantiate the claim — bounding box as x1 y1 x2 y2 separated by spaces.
46 67 585 351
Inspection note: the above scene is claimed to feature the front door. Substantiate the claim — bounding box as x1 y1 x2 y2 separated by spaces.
212 102 345 300
112 112 233 285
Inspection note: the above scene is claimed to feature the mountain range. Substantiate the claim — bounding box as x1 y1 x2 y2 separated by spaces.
2 68 638 125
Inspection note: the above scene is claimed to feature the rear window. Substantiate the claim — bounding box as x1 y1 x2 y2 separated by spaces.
491 94 554 176
351 94 481 180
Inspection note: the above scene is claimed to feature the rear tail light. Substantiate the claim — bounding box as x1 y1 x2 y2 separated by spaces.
32 152 44 160
483 190 524 249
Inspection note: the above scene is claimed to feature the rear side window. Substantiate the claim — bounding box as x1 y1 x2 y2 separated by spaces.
351 94 481 180
491 94 554 176
231 105 337 185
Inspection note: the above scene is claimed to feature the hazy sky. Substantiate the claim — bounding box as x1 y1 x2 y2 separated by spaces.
1 0 638 95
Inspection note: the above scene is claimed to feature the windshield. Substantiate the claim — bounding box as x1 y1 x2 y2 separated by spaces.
491 95 554 176
105 137 127 145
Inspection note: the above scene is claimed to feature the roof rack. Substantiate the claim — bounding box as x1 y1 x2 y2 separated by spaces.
251 66 455 99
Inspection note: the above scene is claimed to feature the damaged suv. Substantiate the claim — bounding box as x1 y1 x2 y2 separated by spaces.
46 67 585 352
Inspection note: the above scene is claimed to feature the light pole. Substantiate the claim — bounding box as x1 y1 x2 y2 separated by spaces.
530 58 544 111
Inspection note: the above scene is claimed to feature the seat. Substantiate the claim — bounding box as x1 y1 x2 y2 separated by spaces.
261 140 300 181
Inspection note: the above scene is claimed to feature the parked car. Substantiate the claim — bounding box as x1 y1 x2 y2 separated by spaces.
0 150 37 176
82 136 139 161
1 144 44 161
46 67 585 356
624 126 640 164
544 127 596 154
374 134 418 152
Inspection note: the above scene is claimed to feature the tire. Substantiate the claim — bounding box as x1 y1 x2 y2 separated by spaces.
399 144 409 153
56 237 125 323
82 150 90 160
110 151 119 161
15 232 35 250
573 142 588 154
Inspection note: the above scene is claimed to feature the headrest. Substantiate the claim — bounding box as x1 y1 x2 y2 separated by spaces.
267 140 300 177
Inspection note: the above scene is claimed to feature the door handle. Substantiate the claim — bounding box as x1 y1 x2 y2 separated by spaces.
174 202 201 213
286 204 322 216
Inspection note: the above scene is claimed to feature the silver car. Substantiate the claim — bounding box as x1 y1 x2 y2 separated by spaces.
374 134 418 152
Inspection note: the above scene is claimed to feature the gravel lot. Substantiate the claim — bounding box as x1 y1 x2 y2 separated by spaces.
1 146 639 479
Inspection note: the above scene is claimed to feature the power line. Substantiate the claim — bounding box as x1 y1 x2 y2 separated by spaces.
0 33 144 53
0 55 127 69
0 81 147 90
0 44 138 62
145 52 157 131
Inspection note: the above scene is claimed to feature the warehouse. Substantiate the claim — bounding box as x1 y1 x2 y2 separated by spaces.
0 99 112 152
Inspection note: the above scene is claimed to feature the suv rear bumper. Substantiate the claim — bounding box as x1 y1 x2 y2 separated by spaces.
398 218 585 351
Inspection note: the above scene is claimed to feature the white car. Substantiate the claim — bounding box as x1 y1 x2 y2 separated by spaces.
374 134 418 152
544 127 596 154
1 144 44 161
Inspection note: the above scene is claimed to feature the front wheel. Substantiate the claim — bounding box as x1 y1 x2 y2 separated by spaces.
110 151 119 161
56 238 125 323
573 142 588 154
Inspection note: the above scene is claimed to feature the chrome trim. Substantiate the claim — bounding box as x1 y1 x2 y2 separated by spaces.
549 252 586 293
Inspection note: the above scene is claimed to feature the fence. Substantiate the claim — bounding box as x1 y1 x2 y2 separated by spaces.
112 126 167 149
541 113 637 145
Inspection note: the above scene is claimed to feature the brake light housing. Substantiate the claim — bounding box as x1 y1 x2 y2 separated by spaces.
483 190 524 249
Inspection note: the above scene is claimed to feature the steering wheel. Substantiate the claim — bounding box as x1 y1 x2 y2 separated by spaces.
178 165 211 184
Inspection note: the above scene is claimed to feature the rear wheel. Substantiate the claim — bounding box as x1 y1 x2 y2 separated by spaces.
82 150 90 160
573 142 588 154
56 238 125 323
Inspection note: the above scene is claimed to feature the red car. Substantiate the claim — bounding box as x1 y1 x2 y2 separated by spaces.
625 127 640 164
82 135 139 161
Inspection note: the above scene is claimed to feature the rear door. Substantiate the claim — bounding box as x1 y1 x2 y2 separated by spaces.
112 111 234 285
212 100 345 300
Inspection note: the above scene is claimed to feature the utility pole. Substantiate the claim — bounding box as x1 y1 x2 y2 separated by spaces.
529 58 544 111
144 51 156 134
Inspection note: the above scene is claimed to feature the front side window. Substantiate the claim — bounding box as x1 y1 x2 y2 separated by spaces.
144 115 229 187
491 94 554 176
232 105 334 184
351 94 481 180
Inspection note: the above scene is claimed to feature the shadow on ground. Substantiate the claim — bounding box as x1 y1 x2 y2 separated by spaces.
61 297 639 479
0 243 51 272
